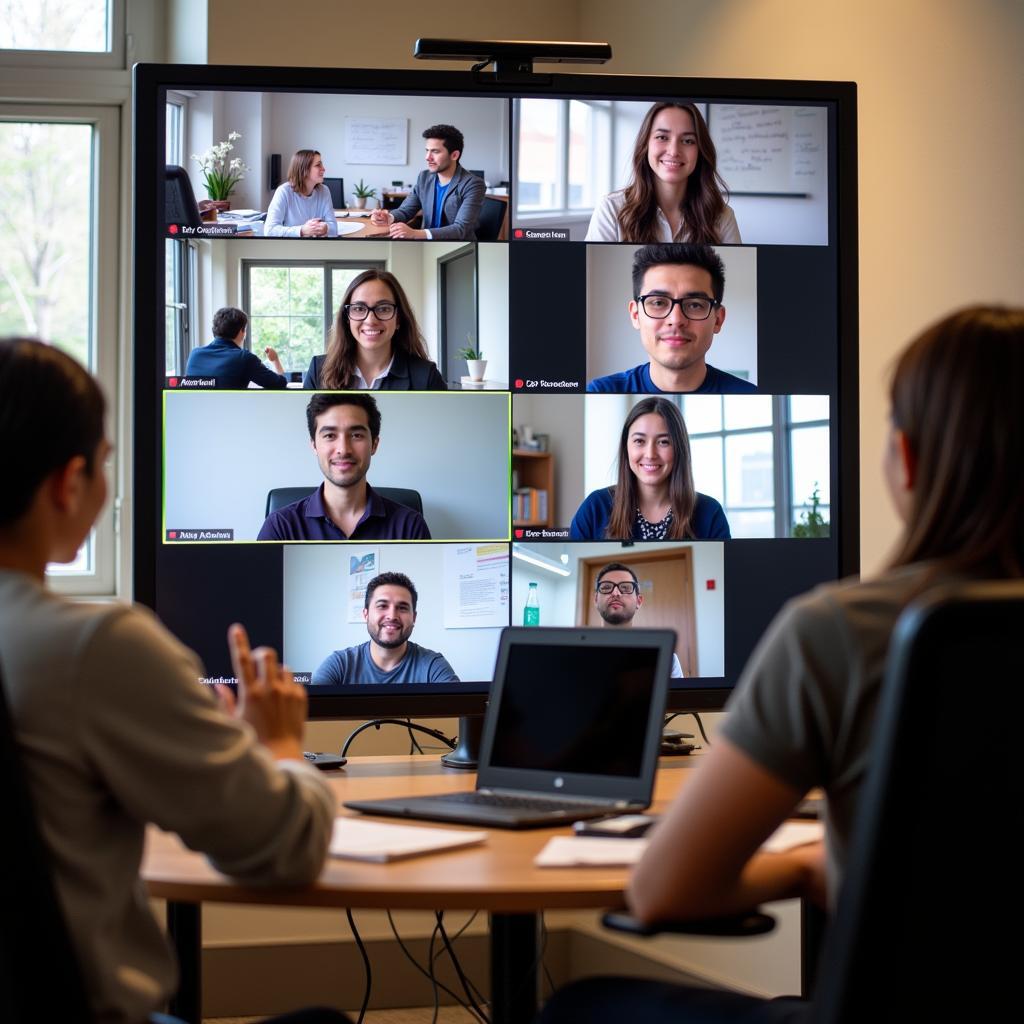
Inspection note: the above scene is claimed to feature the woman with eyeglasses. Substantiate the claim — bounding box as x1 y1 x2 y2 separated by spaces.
585 102 740 245
302 269 446 390
265 149 339 238
542 306 1024 1023
569 396 730 541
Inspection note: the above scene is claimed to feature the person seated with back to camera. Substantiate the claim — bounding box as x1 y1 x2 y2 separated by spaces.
265 149 339 238
592 561 684 677
369 123 485 241
312 572 459 685
541 305 1024 1024
587 243 756 395
0 336 350 1024
570 396 731 542
184 306 288 389
585 101 741 244
302 270 446 390
257 392 431 542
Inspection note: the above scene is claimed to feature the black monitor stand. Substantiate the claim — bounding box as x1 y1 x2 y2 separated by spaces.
441 714 484 769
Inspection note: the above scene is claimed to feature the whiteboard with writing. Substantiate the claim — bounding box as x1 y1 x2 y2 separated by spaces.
710 105 826 195
344 117 408 165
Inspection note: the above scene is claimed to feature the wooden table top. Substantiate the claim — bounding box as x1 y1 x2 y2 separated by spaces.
143 753 699 912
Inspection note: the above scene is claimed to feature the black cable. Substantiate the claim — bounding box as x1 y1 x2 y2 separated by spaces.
430 911 489 1010
406 717 425 755
540 912 555 997
436 910 490 1023
691 712 712 746
345 908 372 1024
384 910 483 1021
340 718 457 758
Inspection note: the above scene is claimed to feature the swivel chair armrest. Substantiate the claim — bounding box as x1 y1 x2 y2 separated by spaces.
602 908 776 938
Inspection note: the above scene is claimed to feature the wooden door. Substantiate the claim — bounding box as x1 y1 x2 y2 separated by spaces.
576 548 698 676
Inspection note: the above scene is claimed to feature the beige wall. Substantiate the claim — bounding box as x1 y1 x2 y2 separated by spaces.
203 0 1023 575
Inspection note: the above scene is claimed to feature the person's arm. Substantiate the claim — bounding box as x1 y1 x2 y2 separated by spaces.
425 360 448 390
302 356 319 390
311 650 345 686
584 193 622 242
318 187 338 237
264 185 301 238
390 184 422 225
405 511 432 539
256 512 285 540
79 612 333 886
628 736 825 924
244 350 288 390
426 172 486 241
568 489 606 541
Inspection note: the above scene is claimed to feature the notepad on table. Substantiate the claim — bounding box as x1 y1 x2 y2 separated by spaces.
534 835 650 868
329 817 487 862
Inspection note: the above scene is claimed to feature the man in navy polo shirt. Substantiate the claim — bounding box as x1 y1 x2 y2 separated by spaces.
183 307 288 389
312 571 458 685
257 393 430 541
587 243 757 395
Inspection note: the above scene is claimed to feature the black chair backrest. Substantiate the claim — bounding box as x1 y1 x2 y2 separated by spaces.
165 164 203 229
0 663 93 1021
814 580 1024 1023
475 196 507 242
266 485 423 517
323 176 345 208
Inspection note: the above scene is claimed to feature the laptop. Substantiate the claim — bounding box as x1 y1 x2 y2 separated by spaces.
344 626 675 829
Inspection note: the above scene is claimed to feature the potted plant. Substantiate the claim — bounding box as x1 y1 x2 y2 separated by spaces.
458 337 487 382
350 179 378 210
191 131 248 213
792 484 830 538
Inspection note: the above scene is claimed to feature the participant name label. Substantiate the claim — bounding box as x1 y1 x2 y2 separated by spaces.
166 529 235 541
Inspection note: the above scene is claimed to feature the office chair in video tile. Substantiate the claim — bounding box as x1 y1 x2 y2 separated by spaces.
597 580 1024 1021
0 661 93 1021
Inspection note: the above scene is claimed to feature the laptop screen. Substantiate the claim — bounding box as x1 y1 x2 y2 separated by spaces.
488 643 659 778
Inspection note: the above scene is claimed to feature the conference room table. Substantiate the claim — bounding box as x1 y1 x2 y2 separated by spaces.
143 753 703 1024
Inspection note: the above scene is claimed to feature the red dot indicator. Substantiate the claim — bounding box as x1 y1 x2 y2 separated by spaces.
168 531 177 539
168 377 179 387
514 229 523 238
706 579 716 590
514 379 524 388
515 529 524 539
169 224 178 234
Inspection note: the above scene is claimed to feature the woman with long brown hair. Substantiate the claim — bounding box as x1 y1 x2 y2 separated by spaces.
542 305 1024 1023
302 269 446 390
585 102 740 245
569 396 730 540
265 149 338 238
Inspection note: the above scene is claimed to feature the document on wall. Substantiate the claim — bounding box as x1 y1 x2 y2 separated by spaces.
346 547 379 622
443 543 510 628
329 818 487 862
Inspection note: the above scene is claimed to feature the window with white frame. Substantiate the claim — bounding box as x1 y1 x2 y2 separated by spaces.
0 0 124 67
683 395 831 538
240 260 386 377
515 98 611 216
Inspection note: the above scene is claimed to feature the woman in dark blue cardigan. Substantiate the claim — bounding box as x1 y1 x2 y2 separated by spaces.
570 396 730 541
303 269 446 391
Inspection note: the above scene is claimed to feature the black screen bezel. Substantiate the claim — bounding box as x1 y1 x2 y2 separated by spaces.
132 62 859 718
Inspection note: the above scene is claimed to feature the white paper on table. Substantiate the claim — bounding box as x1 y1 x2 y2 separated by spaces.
534 835 650 868
761 821 824 853
329 818 487 862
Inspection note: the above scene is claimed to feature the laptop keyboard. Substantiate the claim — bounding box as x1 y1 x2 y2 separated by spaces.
441 791 606 814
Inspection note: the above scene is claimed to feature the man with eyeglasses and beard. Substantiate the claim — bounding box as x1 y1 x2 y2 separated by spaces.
593 562 683 678
587 243 756 395
312 572 459 685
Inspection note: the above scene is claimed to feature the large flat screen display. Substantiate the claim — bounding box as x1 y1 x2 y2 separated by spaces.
133 62 858 717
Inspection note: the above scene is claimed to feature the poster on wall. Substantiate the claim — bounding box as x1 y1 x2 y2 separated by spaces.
443 544 510 628
347 547 379 622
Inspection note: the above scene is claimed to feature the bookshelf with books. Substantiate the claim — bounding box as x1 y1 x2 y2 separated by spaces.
512 450 554 528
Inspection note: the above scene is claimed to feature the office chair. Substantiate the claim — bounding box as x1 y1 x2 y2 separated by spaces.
0 662 94 1021
599 580 1024 1020
475 195 508 242
265 485 423 517
165 165 204 229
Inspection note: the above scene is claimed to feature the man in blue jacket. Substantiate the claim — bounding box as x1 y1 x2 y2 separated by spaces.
369 124 485 241
184 307 288 389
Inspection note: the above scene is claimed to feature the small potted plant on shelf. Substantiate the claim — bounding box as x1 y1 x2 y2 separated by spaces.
350 179 378 209
191 131 248 214
458 336 487 382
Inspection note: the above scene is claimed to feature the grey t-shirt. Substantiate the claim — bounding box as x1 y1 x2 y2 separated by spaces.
313 640 460 685
720 564 933 897
0 569 335 1024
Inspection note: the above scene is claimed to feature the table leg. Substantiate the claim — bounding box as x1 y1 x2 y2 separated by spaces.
166 899 201 1024
490 911 540 1024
